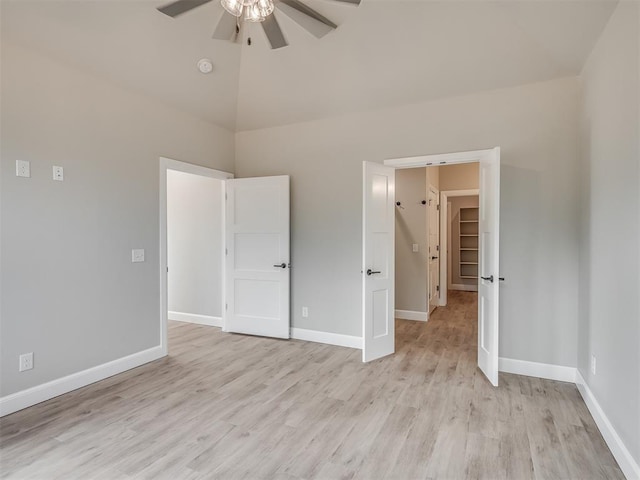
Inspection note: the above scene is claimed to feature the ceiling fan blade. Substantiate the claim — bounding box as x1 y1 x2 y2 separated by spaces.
157 0 213 18
277 0 336 38
213 10 238 40
327 0 360 4
262 14 288 49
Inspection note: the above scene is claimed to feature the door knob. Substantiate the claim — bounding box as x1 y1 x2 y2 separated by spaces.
273 263 287 269
366 269 381 276
431 256 438 260
481 275 494 283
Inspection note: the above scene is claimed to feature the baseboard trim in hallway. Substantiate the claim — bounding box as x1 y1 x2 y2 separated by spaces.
290 327 362 349
395 309 428 321
0 346 165 417
168 311 222 327
576 371 640 480
498 357 577 383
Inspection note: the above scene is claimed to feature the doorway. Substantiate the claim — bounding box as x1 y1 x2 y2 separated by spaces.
160 158 292 354
363 148 501 385
159 157 233 354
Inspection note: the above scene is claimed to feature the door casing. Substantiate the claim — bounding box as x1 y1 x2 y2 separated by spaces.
159 157 233 356
380 148 500 384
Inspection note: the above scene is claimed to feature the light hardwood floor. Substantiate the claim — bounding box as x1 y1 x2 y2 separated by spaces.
0 291 623 479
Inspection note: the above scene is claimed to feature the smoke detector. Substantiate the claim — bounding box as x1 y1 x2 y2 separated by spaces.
197 58 213 74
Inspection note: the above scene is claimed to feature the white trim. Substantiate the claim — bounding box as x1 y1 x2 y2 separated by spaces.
498 357 577 383
291 328 362 350
384 148 496 169
426 185 440 318
168 311 222 327
0 346 164 417
450 283 478 292
395 309 428 322
576 371 640 480
159 157 233 353
439 189 480 306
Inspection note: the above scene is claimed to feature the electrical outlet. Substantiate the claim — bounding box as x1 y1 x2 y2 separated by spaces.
302 307 309 318
53 166 64 181
591 354 597 375
16 160 30 178
19 352 33 372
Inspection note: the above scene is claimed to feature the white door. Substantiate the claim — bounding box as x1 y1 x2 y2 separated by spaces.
362 162 395 362
478 147 500 385
428 188 440 314
225 176 290 339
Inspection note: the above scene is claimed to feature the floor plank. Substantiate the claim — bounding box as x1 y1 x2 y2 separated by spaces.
0 292 624 479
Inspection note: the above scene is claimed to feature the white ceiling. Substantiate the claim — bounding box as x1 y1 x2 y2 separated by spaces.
1 0 618 132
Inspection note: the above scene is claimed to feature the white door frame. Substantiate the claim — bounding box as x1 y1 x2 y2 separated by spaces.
383 148 499 378
159 157 233 355
439 189 480 306
426 184 440 317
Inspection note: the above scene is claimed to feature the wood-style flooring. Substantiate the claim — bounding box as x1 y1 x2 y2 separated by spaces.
0 291 624 479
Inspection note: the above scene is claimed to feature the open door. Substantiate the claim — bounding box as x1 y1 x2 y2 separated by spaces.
362 162 395 362
225 176 290 339
478 147 500 385
427 187 440 315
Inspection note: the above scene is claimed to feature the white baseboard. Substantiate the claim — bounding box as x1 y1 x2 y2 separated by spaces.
0 346 165 417
576 371 640 480
498 357 577 383
449 284 478 292
395 310 428 322
168 311 222 327
290 328 362 349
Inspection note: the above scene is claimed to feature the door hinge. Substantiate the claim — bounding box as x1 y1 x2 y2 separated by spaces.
436 245 439 251
225 193 227 201
225 303 228 311
225 248 228 256
436 204 440 210
436 285 440 292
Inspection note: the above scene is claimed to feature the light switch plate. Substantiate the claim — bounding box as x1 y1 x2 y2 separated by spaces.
132 249 145 263
412 244 419 252
53 166 64 181
16 160 30 178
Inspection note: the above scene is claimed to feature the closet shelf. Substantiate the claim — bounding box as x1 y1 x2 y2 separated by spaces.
459 206 479 281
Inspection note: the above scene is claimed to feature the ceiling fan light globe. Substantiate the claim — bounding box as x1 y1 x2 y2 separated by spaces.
256 0 274 16
221 0 243 17
244 3 266 22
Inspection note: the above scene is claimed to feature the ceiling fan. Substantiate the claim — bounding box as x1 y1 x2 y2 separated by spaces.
157 0 361 49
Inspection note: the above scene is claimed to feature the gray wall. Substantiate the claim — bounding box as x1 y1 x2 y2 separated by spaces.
167 170 223 319
579 1 640 466
0 42 235 396
394 168 427 313
236 75 581 369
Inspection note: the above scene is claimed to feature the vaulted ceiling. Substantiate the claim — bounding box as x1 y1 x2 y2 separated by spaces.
1 0 618 131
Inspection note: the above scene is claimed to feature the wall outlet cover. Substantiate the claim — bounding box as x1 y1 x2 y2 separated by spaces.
53 166 64 181
16 160 31 178
19 352 34 372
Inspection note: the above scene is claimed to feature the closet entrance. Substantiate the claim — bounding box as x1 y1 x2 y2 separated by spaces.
362 148 501 385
